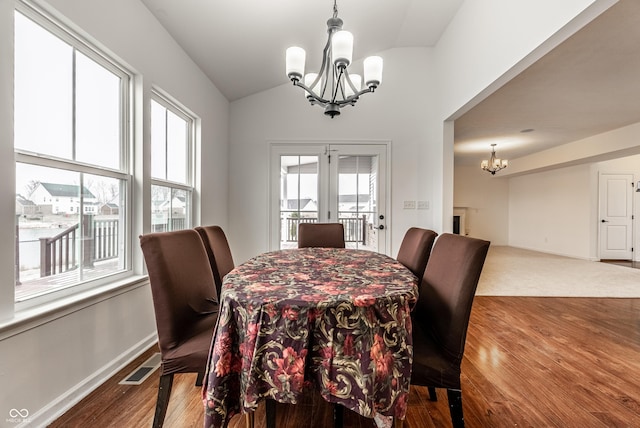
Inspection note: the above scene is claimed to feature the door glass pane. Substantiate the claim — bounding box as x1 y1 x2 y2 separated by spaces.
75 52 122 169
279 155 318 249
338 155 378 250
15 164 126 300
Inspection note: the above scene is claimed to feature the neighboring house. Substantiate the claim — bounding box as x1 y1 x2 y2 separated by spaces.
29 182 99 215
152 194 187 231
15 194 38 217
157 194 187 216
286 198 317 212
100 203 119 216
338 194 372 212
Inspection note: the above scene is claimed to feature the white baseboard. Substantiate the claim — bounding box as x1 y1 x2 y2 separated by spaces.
19 333 157 428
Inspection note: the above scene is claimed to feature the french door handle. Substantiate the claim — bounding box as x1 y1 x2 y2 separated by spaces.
601 219 609 223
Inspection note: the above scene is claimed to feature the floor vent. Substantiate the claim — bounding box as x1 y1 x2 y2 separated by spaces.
119 352 161 385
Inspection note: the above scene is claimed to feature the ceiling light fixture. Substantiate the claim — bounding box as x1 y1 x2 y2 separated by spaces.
285 0 383 118
481 144 508 175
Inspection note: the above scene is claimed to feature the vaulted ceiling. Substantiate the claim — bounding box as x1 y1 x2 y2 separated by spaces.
140 0 640 167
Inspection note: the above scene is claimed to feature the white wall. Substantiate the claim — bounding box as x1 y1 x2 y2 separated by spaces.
0 0 229 425
509 164 593 258
503 123 640 261
229 47 438 263
454 166 509 244
435 0 613 120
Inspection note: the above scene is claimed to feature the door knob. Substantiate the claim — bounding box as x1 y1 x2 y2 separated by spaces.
378 225 385 230
601 219 609 223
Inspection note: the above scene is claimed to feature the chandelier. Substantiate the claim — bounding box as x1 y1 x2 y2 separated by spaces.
481 144 508 175
285 0 383 118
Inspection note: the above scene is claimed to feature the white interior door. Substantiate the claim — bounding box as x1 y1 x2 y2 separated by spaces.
270 143 389 253
599 173 634 260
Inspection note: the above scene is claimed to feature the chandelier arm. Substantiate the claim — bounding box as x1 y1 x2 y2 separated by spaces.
293 80 329 106
342 67 359 98
331 66 346 103
307 35 334 101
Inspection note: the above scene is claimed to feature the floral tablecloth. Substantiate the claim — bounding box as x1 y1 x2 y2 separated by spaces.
202 248 418 428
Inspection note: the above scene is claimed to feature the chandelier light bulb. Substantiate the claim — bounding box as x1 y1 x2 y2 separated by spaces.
304 73 322 97
345 73 361 97
364 56 383 88
286 47 306 81
332 30 353 68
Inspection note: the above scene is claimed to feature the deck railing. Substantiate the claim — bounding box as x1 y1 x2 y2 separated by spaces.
37 216 119 278
40 223 78 277
283 214 368 244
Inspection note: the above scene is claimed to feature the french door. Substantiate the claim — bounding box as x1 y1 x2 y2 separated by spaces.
269 143 388 253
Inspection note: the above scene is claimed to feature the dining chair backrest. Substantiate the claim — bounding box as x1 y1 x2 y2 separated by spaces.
415 233 490 363
195 225 235 300
396 227 438 280
140 229 219 355
139 229 219 427
298 222 346 248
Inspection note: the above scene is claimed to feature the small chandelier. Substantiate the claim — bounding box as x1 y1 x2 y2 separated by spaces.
481 144 508 175
285 0 383 118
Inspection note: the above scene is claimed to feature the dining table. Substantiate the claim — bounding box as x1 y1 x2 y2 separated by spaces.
202 247 419 428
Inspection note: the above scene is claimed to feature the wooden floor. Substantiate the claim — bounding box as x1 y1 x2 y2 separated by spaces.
50 297 640 428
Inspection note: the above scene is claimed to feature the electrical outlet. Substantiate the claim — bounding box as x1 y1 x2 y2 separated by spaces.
417 200 429 210
403 200 416 209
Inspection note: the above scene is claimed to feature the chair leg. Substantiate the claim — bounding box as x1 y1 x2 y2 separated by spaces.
446 388 464 428
428 386 437 401
245 412 255 428
195 371 204 387
266 398 276 428
152 373 174 428
333 404 344 428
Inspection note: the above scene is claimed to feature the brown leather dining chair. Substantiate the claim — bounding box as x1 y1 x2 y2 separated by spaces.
297 222 346 248
139 229 219 428
195 225 235 300
396 227 438 281
410 233 490 428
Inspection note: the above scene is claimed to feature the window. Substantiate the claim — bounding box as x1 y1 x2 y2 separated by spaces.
14 5 130 302
150 95 194 232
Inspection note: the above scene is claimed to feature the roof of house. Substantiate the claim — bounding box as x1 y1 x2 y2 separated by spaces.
16 194 36 206
287 198 314 210
39 183 96 199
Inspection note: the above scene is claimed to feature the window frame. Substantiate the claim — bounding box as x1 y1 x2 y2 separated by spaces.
13 1 134 308
149 89 196 231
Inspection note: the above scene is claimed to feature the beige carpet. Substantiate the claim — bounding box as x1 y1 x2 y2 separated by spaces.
476 246 640 297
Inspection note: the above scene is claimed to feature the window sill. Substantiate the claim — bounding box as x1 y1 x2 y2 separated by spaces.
0 275 149 341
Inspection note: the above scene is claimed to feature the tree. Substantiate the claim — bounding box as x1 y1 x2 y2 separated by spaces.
25 180 40 198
